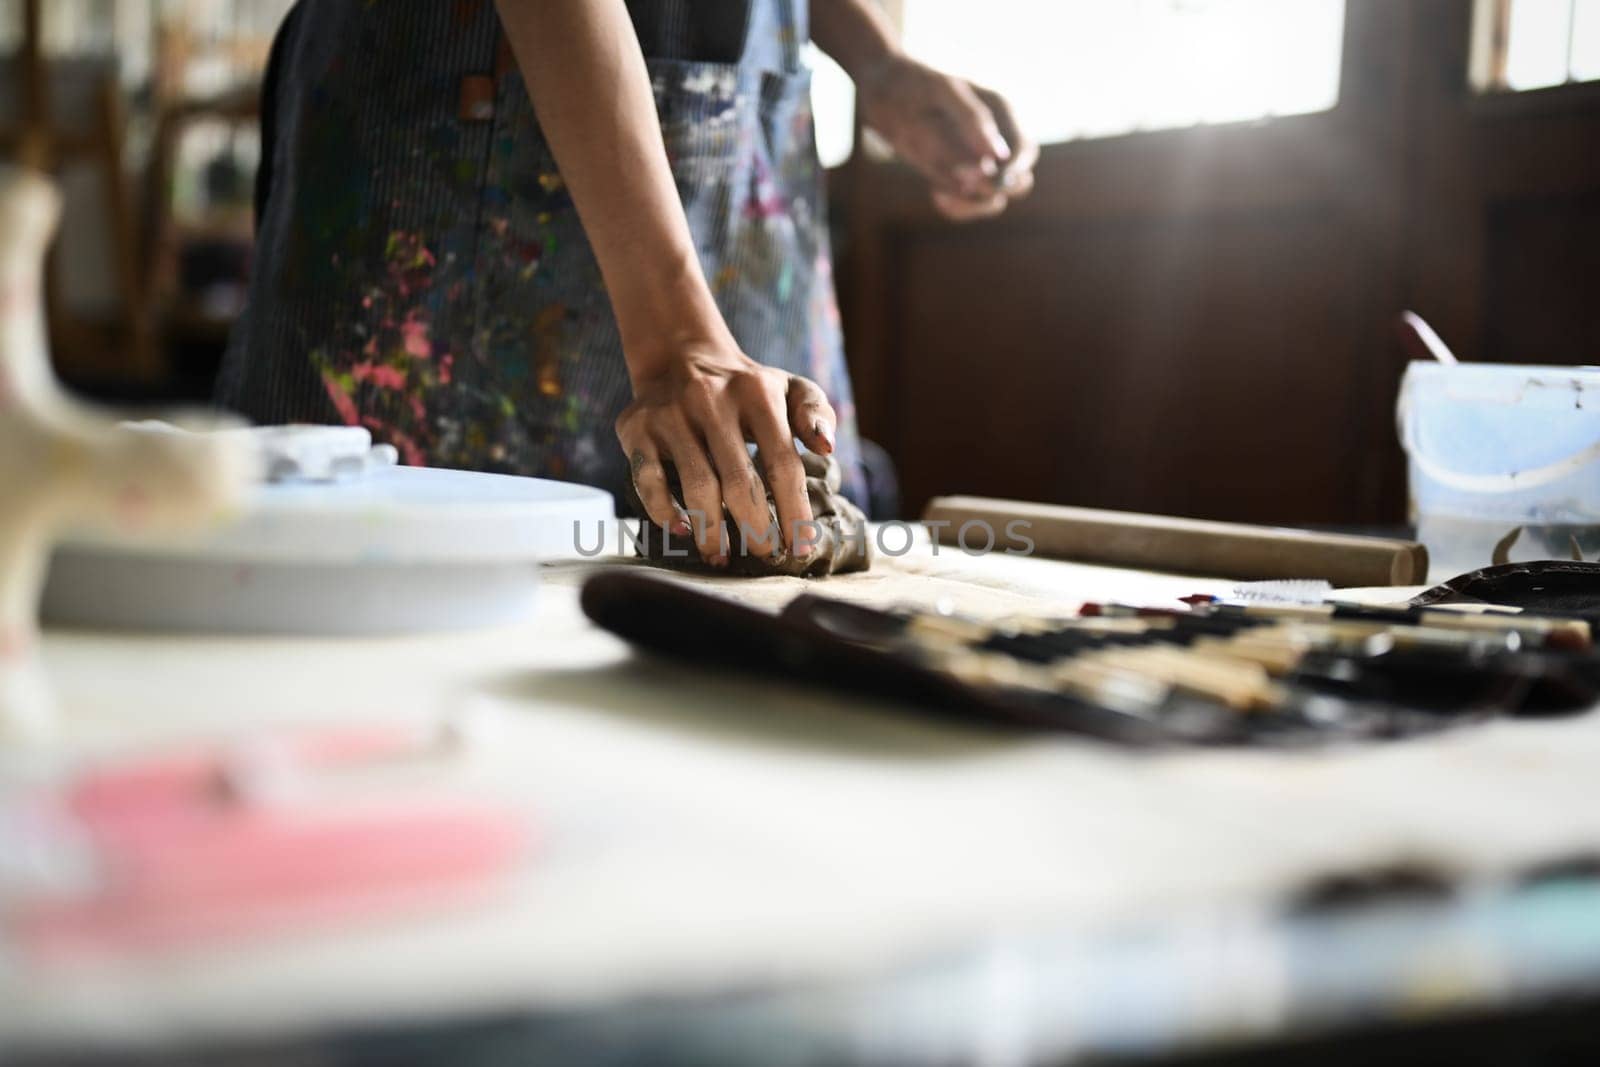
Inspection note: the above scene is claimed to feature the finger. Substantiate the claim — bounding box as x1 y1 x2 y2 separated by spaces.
939 78 1011 167
626 441 692 539
658 419 728 566
786 375 837 456
1000 165 1035 200
897 124 983 198
744 395 813 557
932 188 1007 221
693 390 781 561
975 86 1039 186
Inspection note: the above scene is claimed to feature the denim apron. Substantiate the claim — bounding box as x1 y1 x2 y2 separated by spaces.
217 0 864 508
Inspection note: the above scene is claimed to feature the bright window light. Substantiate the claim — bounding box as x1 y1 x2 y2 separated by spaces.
896 0 1347 145
1578 0 1600 79
1505 0 1579 88
809 45 858 169
1484 0 1600 91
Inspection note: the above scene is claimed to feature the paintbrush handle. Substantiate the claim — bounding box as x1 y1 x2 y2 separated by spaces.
922 497 1429 587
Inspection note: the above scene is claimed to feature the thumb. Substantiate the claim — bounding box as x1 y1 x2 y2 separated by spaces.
786 375 837 456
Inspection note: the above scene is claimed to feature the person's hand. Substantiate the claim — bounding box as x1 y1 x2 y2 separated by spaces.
855 54 1038 221
615 342 837 567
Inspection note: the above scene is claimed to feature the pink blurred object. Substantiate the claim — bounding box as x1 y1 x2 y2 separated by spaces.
69 721 448 831
8 722 530 965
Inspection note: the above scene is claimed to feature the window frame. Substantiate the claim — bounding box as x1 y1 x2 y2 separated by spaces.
1469 0 1600 115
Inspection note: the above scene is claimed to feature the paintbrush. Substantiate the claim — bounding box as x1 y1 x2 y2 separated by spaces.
913 605 1595 716
1069 606 1598 712
908 613 1282 713
1162 599 1591 651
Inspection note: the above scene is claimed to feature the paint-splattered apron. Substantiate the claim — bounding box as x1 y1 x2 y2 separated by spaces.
217 0 865 508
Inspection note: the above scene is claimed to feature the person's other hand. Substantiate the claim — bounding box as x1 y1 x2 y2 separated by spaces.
856 55 1038 221
615 343 836 566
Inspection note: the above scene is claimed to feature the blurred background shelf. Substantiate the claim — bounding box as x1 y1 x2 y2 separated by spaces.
0 0 289 400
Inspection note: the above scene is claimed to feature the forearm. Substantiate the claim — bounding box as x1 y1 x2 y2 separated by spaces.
811 0 901 82
494 0 731 383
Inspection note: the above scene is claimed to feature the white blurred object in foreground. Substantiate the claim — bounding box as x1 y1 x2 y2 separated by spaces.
0 167 253 747
121 422 399 484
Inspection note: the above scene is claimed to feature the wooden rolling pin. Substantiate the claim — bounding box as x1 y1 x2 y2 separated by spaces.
922 497 1429 587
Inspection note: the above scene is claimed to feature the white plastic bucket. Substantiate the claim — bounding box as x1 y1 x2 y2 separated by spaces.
1398 362 1600 580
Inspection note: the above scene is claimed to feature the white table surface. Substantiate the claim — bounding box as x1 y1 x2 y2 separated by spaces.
9 538 1600 1052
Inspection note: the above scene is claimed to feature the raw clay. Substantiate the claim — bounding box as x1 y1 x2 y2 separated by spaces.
633 452 872 578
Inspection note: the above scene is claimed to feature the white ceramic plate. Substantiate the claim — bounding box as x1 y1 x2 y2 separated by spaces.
42 467 615 635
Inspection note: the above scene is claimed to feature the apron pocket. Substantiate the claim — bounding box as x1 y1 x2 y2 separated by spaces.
647 59 749 181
